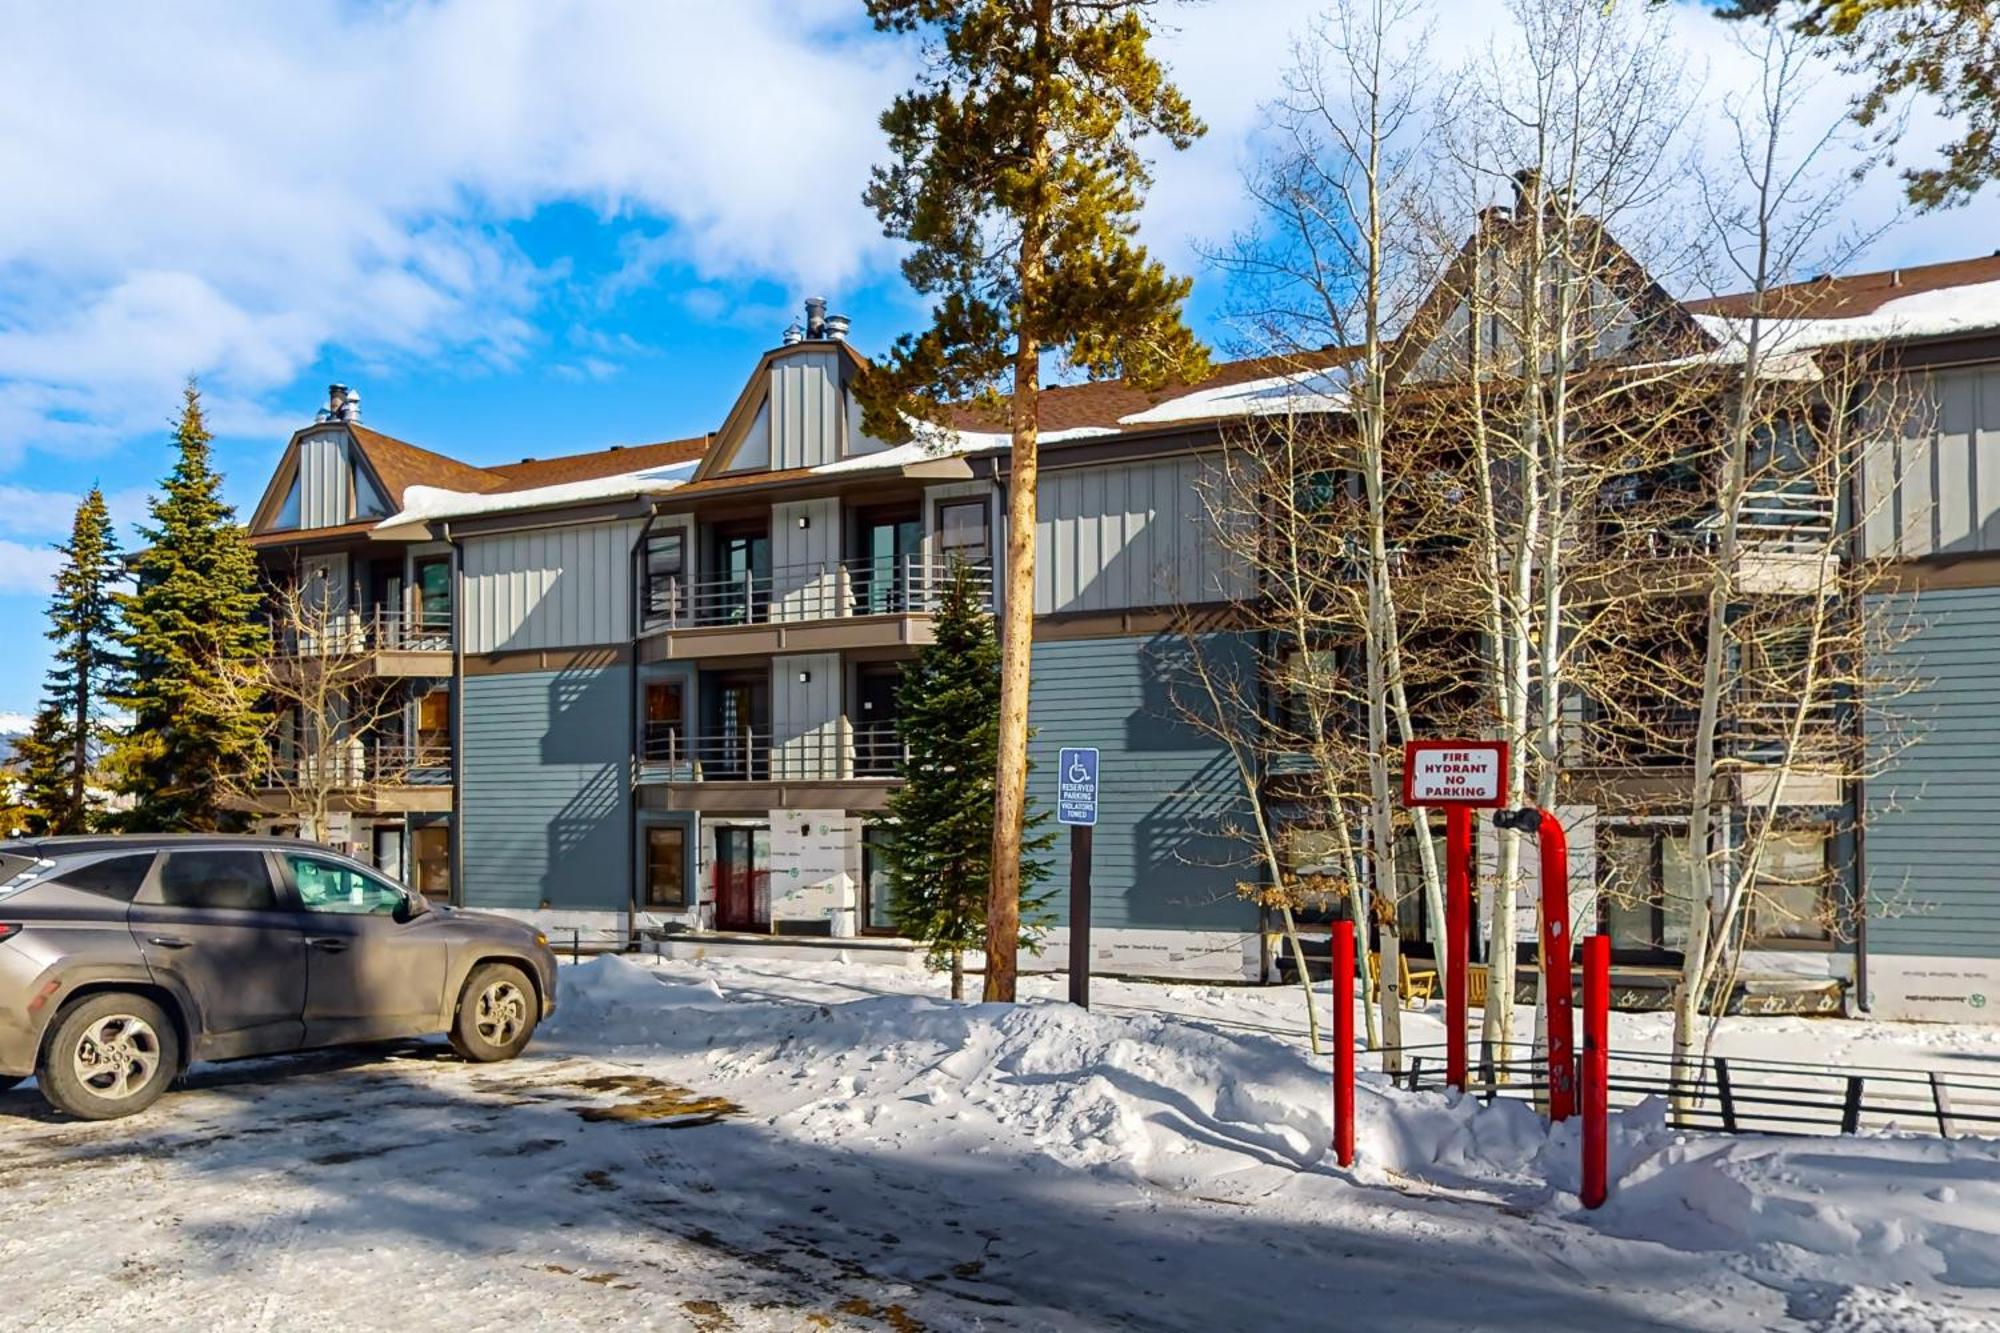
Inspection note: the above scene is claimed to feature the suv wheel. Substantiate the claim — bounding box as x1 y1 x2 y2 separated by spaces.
39 993 180 1120
450 963 538 1063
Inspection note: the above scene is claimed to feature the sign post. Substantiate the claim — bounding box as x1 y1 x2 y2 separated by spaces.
1401 740 1509 1093
1494 806 1577 1122
1057 747 1099 1010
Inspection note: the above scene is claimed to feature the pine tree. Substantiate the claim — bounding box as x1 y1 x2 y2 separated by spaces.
873 563 1054 999
110 381 269 831
859 0 1209 1000
18 488 124 833
12 706 72 836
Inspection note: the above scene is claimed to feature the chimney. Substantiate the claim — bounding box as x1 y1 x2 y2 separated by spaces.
782 320 805 346
324 383 349 423
1512 168 1543 215
338 388 361 423
825 312 851 341
804 296 828 339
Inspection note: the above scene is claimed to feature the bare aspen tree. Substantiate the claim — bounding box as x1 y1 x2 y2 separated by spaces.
1667 18 1920 1099
1421 0 1703 1063
223 572 426 843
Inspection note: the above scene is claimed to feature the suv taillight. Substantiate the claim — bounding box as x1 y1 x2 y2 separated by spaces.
0 924 18 942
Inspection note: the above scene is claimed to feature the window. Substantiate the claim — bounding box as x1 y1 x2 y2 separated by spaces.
1750 828 1833 943
642 532 686 628
289 853 405 915
157 852 277 912
417 687 450 753
414 557 451 632
643 680 685 764
644 826 687 908
273 475 303 529
936 500 990 571
352 462 390 519
862 825 896 932
58 854 155 902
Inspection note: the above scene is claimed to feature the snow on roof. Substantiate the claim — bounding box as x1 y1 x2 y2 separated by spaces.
380 459 700 527
1694 278 2000 354
1115 368 1354 426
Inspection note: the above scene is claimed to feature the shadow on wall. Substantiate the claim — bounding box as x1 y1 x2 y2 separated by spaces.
542 662 631 911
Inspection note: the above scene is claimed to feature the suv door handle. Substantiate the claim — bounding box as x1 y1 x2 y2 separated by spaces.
306 936 350 953
146 935 191 949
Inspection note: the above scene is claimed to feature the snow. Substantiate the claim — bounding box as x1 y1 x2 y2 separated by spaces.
1693 278 2000 356
378 459 702 528
1117 367 1354 425
4 951 1998 1331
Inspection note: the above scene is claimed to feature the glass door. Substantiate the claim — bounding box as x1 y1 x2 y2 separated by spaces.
413 556 451 648
710 527 771 624
857 509 922 613
714 825 769 932
707 673 768 779
854 665 903 776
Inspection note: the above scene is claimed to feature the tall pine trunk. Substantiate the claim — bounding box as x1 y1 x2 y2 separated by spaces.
987 328 1040 1002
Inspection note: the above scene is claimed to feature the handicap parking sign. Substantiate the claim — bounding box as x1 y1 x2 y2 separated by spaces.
1057 747 1099 826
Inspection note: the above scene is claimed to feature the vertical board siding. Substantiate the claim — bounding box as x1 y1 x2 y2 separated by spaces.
461 666 633 911
770 350 840 470
1035 458 1250 615
1028 634 1258 930
462 519 642 653
772 498 840 621
1862 364 2000 558
299 431 351 529
1866 586 2000 957
773 651 843 775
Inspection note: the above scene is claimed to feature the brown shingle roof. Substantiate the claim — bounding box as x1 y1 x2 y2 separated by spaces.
946 345 1362 436
347 425 507 504
1688 252 2000 320
484 435 708 491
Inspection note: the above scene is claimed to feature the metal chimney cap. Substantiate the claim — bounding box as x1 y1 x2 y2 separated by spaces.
825 313 851 341
337 389 361 423
782 321 805 346
803 296 828 338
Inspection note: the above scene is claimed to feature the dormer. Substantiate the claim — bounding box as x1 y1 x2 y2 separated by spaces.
691 299 893 480
249 385 396 535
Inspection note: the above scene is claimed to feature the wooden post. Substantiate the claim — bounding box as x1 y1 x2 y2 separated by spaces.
1332 919 1356 1167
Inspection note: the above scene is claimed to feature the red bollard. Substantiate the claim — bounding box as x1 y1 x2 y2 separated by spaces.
1582 934 1610 1208
1445 807 1472 1092
1535 811 1577 1122
1332 919 1356 1168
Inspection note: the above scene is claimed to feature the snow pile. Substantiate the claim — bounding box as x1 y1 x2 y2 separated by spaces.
380 459 701 527
1118 367 1354 426
1694 278 2000 355
545 957 2000 1326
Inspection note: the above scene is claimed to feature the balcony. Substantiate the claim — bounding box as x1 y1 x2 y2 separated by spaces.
273 610 453 676
638 720 904 811
245 744 454 813
639 557 991 661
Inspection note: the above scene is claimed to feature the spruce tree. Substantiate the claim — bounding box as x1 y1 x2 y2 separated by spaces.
12 706 72 836
859 0 1208 1000
111 381 269 831
19 488 124 833
873 563 1054 999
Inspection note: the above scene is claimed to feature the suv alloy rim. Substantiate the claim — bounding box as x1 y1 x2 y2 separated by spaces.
474 981 527 1046
72 1015 162 1101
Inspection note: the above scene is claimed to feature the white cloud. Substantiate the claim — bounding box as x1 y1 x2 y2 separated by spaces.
0 541 62 596
0 0 910 464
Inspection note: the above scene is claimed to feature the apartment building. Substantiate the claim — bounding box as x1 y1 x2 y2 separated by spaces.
239 244 2000 1011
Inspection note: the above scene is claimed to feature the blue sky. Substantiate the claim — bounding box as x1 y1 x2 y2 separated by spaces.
0 0 1984 722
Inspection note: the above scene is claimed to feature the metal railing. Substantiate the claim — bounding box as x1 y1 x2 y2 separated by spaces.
1392 1042 2000 1139
255 743 452 790
641 555 992 632
275 608 453 657
637 722 906 782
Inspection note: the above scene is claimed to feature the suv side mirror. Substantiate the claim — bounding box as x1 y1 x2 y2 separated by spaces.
393 892 426 924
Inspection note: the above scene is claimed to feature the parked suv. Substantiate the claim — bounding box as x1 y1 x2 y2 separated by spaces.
0 835 557 1120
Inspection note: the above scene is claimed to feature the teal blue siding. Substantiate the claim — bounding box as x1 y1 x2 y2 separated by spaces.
1867 587 2000 958
1028 634 1257 931
462 666 632 911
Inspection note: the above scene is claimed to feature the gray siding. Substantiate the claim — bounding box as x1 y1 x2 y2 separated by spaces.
462 519 642 654
461 666 633 911
1862 363 2000 558
1034 458 1250 615
770 349 841 470
1866 586 2000 957
298 430 351 529
1027 634 1258 931
773 652 842 776
772 497 839 620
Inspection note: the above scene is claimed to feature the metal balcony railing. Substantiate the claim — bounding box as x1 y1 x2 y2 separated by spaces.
275 609 453 657
638 721 907 782
255 743 452 790
642 556 992 632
